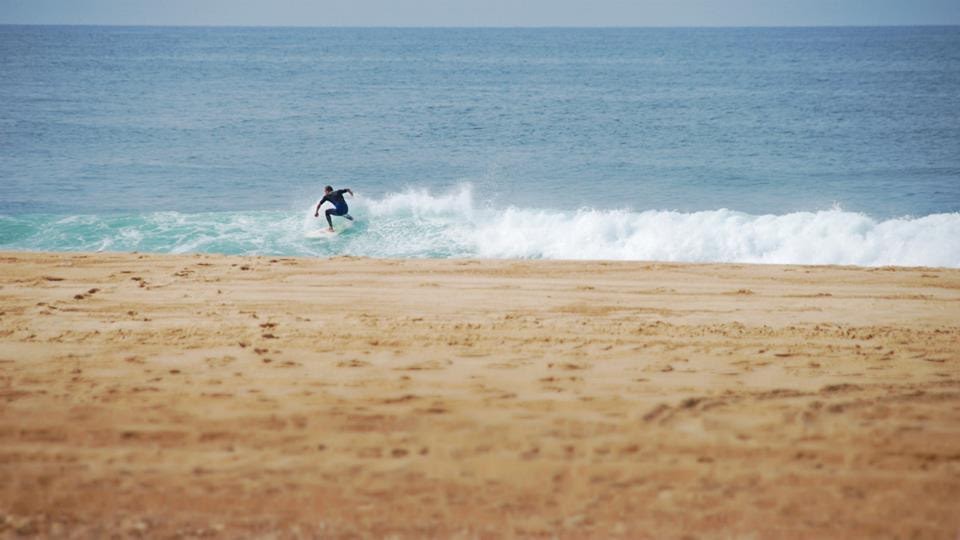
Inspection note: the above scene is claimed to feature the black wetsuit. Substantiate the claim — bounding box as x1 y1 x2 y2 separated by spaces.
318 189 352 228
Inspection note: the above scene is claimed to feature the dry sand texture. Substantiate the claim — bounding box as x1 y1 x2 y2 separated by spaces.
1 251 959 538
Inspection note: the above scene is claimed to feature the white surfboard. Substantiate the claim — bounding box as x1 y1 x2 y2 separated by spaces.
305 229 338 239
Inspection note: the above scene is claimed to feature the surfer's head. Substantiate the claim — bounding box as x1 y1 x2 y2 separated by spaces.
324 185 333 193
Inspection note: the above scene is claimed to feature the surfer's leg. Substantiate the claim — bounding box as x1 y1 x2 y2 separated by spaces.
331 205 350 222
324 209 335 228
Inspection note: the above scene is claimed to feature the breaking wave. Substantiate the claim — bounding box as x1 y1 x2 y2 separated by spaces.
1 184 958 267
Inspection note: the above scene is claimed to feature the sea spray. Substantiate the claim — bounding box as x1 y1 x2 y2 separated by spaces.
1 185 959 267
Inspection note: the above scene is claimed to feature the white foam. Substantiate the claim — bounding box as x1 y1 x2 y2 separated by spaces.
365 184 475 219
362 186 960 267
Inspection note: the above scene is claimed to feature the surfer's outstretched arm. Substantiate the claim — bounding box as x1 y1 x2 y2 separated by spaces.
314 196 329 217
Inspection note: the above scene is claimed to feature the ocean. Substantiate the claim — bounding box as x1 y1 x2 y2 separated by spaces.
2 26 959 266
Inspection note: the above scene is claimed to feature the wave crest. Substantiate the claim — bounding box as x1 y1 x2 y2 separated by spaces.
2 184 958 267
363 185 960 267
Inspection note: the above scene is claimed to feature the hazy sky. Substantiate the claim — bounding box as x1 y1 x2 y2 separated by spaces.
2 0 959 27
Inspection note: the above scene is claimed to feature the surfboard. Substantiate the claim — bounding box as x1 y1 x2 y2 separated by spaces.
305 229 337 239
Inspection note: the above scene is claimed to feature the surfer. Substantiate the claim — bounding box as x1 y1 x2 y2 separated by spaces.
314 185 354 232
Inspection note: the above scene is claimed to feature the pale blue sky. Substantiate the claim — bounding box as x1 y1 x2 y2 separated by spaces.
2 0 959 27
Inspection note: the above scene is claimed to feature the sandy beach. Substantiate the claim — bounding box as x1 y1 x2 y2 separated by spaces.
1 251 959 538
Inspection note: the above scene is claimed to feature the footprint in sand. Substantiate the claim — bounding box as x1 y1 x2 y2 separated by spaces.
338 359 370 368
204 356 236 368
277 360 301 368
397 359 451 371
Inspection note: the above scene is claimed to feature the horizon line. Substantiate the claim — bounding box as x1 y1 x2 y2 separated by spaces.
2 23 959 30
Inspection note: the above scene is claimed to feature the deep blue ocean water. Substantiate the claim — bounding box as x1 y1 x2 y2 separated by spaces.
2 26 959 265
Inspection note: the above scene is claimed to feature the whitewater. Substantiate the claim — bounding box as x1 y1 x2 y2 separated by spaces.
2 185 958 268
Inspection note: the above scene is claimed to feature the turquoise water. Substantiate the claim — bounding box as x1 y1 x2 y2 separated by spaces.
2 26 959 265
